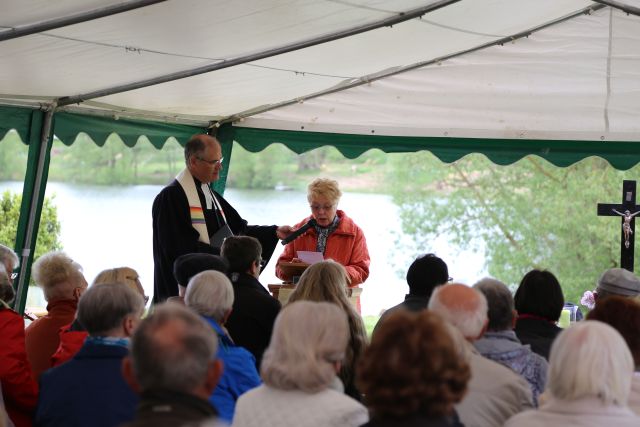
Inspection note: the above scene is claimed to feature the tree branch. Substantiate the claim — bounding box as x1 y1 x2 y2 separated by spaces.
452 163 520 249
527 157 560 182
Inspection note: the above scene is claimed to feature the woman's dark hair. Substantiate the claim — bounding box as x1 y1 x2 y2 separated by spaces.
514 269 564 321
587 296 640 366
356 310 469 418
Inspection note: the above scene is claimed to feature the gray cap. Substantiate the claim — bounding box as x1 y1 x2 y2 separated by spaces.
597 268 640 297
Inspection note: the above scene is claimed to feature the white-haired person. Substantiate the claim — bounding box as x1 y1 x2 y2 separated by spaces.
0 264 38 427
428 283 533 427
0 243 19 286
184 270 261 423
505 321 640 426
287 260 368 401
35 283 145 427
50 266 149 367
276 178 370 287
233 301 369 427
25 251 88 380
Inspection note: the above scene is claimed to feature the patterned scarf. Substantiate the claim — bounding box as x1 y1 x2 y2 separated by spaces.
315 215 340 254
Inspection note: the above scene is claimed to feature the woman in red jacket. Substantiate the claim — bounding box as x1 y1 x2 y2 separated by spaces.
0 266 38 427
276 178 370 286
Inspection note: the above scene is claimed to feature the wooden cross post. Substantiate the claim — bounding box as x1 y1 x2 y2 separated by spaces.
597 180 640 271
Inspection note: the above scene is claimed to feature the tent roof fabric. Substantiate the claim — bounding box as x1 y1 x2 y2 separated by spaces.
0 0 639 166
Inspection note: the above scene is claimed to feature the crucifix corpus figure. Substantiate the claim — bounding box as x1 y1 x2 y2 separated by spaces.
612 209 640 248
597 180 640 271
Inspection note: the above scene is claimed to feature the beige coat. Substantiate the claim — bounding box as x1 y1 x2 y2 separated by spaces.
455 344 534 427
505 397 640 427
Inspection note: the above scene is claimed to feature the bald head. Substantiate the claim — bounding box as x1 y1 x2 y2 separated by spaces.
428 283 488 341
185 134 223 184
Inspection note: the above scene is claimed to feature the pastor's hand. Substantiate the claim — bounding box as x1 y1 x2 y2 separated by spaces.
276 225 294 240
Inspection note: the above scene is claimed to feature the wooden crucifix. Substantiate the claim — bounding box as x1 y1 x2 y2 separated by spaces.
597 180 640 271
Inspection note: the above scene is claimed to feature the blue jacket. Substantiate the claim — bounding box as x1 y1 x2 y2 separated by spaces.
203 316 261 423
35 339 137 427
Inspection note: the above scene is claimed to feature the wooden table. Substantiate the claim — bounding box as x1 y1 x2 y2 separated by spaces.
268 283 362 311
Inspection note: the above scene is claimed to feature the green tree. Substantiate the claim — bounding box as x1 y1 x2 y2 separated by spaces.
389 152 637 305
0 131 29 181
0 191 63 280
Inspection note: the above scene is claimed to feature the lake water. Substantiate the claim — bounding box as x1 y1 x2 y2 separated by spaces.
1 181 486 315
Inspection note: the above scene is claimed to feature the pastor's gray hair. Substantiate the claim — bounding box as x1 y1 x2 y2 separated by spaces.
77 283 144 336
473 278 514 331
261 301 349 393
130 303 217 394
548 320 633 405
184 270 234 321
429 284 488 340
0 244 18 270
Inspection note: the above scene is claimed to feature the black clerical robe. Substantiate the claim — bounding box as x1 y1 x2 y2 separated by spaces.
152 177 278 303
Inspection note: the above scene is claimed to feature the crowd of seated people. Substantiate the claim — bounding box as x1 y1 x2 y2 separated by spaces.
5 240 640 427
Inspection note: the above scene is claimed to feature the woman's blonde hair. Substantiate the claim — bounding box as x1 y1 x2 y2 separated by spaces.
288 260 368 395
32 251 87 301
307 178 342 205
261 301 349 393
93 267 145 297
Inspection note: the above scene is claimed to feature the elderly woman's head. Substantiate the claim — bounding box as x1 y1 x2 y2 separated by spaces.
0 244 19 285
307 178 342 227
358 310 470 419
32 251 88 302
547 320 633 406
93 267 148 305
184 270 234 322
261 301 349 393
0 264 15 304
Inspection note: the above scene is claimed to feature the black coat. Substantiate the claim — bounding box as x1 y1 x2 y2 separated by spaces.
152 178 278 303
514 317 562 360
225 272 281 369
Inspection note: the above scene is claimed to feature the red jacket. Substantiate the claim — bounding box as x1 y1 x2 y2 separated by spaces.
24 299 77 380
276 210 370 285
50 323 88 367
0 308 38 427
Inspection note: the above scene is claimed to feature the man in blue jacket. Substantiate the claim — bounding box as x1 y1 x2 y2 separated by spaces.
35 283 145 427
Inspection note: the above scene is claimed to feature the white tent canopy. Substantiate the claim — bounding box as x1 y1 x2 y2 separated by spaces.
3 0 638 137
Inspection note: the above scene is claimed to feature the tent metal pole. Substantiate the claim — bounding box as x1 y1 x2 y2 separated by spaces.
220 4 606 125
0 0 168 42
592 0 640 17
57 0 460 107
13 106 56 313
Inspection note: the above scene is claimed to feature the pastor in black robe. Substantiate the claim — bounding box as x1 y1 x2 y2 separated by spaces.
152 177 278 303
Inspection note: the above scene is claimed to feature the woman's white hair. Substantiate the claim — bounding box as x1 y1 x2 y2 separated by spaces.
548 320 633 406
184 270 234 321
261 301 349 393
31 251 86 301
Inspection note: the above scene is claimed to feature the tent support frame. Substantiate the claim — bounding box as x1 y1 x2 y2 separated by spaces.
13 105 56 313
593 0 640 17
221 4 607 125
56 0 460 107
0 0 168 42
